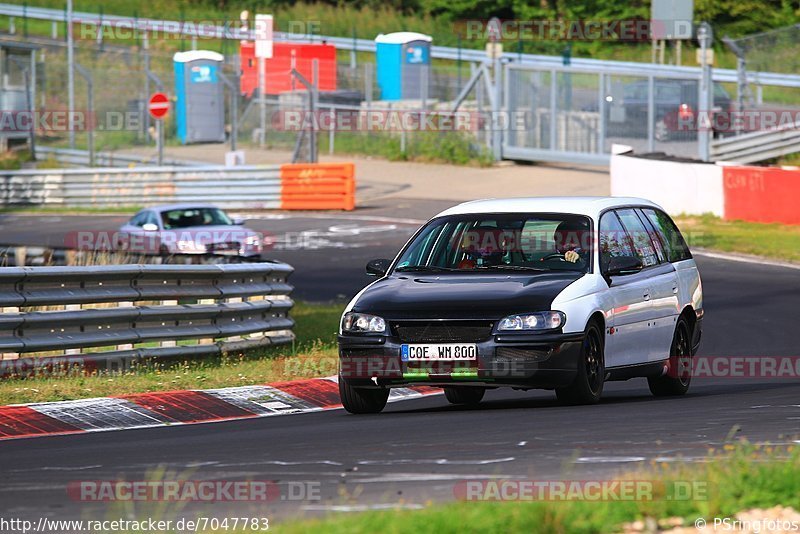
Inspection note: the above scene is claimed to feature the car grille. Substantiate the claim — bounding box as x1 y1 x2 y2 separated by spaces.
392 321 494 343
495 347 551 362
208 241 241 252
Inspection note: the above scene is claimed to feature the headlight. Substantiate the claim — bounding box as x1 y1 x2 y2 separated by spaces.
498 311 565 331
342 312 386 334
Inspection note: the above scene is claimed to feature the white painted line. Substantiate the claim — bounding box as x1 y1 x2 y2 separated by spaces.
693 249 800 271
574 456 646 463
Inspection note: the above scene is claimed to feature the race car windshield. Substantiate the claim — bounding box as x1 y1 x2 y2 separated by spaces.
395 213 593 273
160 208 234 230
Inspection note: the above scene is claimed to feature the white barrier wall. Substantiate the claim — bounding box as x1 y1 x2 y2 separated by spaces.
610 147 725 217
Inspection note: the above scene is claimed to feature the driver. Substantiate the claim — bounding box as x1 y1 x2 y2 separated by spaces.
552 219 591 264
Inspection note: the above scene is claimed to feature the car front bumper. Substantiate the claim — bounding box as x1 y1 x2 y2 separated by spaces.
338 332 585 389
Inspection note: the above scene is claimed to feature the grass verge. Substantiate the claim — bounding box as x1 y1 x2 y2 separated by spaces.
0 301 343 406
274 442 800 533
674 214 800 264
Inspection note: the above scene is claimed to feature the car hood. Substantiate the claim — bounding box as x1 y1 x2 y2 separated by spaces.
353 271 584 320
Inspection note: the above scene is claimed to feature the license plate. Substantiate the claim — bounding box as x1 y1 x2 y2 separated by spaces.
401 344 477 361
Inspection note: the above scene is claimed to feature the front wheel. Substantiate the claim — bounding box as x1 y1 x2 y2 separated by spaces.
339 376 389 414
444 386 485 405
648 317 692 396
556 323 605 405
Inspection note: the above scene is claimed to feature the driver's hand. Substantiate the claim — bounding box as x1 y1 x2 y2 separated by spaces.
564 250 580 263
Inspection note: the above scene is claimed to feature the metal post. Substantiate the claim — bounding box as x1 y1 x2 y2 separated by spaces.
421 65 428 109
697 22 713 162
311 59 318 163
219 72 239 153
647 75 655 152
597 72 605 153
258 56 266 147
145 71 165 165
350 28 357 69
75 63 94 166
492 57 502 161
329 107 335 155
143 32 150 141
67 0 75 149
365 63 373 110
549 69 557 151
457 34 462 91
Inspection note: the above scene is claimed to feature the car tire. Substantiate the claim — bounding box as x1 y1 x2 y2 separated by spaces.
556 322 605 405
444 386 485 405
339 375 390 414
648 317 692 397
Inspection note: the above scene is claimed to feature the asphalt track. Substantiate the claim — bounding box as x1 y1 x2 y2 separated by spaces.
1 200 799 524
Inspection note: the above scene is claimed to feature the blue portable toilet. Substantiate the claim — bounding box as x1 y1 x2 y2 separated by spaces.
375 32 432 101
173 50 226 144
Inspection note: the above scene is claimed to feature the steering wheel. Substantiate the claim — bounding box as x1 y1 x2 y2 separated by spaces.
540 252 566 262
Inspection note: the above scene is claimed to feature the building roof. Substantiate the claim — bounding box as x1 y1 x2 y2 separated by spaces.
375 32 432 45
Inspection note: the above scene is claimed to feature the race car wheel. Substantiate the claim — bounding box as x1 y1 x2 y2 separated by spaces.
444 386 485 405
339 375 390 414
556 322 605 405
648 317 692 397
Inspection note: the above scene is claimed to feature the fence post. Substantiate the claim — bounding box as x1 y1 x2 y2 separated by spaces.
697 22 713 162
647 75 655 152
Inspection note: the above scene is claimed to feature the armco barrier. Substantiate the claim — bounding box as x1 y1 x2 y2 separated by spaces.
280 163 356 211
0 263 294 375
610 147 724 217
0 163 357 210
723 165 800 225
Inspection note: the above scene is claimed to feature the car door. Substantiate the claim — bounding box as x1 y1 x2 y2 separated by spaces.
599 210 654 368
616 208 679 362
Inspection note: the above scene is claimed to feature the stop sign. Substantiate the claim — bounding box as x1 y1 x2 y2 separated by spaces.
148 92 170 120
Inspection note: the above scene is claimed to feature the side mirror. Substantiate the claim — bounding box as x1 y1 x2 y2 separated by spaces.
605 256 643 277
366 258 391 277
142 223 159 232
232 217 245 226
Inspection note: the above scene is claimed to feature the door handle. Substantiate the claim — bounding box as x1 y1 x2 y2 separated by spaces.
643 292 651 301
672 285 678 294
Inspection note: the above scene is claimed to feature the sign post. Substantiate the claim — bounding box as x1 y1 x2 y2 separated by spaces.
148 92 170 166
255 14 274 148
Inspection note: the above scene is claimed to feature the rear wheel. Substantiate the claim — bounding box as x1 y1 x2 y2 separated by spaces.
444 386 485 405
339 376 389 414
648 317 692 396
556 323 605 405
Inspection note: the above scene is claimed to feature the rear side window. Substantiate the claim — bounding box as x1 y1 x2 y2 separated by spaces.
599 211 636 273
642 209 691 262
615 209 660 268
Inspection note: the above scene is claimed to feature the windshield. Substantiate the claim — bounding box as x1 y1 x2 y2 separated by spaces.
160 207 233 230
395 213 593 273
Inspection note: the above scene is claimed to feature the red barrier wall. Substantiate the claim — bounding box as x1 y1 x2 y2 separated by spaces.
240 42 338 97
723 166 800 225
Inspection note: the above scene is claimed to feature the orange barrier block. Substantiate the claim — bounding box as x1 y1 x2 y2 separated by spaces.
280 163 356 211
723 166 800 225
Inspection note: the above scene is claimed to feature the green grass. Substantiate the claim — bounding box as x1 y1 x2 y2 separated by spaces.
674 214 800 263
0 301 344 405
273 442 800 533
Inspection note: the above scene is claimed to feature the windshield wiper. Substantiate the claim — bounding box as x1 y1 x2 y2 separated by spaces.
473 265 548 272
395 265 457 273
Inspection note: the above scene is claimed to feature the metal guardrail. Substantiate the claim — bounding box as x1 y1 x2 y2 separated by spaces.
0 262 294 375
2 3 800 88
0 164 282 208
711 122 800 163
35 146 206 168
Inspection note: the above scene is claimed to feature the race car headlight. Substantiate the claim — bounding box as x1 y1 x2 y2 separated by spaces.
342 312 386 334
498 311 565 331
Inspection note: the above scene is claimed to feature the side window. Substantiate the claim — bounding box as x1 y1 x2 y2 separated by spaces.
642 209 692 262
599 211 635 273
615 209 660 268
634 208 667 264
